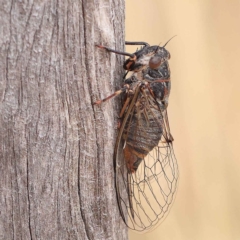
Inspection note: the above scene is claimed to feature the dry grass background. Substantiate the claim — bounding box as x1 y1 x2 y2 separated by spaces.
126 1 240 239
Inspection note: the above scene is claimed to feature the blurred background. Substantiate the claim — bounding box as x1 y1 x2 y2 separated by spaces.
126 1 240 240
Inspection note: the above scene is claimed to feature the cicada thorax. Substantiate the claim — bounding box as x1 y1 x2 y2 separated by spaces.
145 61 171 111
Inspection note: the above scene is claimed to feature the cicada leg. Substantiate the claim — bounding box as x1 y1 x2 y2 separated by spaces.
125 41 150 47
96 41 150 57
95 45 135 58
117 96 132 129
93 85 130 105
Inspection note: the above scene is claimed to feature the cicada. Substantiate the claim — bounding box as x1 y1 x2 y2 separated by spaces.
94 40 179 232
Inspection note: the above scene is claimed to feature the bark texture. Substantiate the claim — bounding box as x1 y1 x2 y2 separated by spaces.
0 1 127 239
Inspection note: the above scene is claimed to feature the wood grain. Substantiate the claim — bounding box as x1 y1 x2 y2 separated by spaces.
0 1 126 239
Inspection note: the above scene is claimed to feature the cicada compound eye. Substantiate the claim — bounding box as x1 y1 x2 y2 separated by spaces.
149 55 162 69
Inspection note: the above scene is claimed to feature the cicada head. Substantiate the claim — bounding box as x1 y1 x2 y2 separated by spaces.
123 45 171 72
149 47 171 70
123 36 175 72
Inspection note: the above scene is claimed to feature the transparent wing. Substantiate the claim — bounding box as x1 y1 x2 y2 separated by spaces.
114 92 179 232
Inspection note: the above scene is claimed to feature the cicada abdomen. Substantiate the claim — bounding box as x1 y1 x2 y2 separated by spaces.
122 89 163 173
94 40 178 232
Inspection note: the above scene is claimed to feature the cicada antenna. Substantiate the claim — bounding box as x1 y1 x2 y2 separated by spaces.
162 35 177 48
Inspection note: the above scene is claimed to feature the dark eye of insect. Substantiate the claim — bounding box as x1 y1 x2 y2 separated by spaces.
94 40 178 232
149 55 162 69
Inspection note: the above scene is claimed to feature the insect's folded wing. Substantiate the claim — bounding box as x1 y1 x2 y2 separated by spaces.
114 97 178 232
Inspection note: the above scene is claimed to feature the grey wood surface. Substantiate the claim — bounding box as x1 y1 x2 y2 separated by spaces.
0 1 127 239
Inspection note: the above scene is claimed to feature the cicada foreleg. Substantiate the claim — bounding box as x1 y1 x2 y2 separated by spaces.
125 41 150 47
95 44 135 58
96 41 150 57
